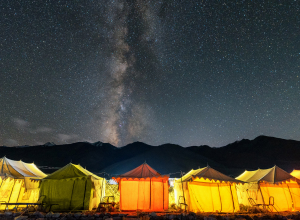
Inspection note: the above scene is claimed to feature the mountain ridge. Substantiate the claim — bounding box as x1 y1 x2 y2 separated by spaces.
1 135 300 177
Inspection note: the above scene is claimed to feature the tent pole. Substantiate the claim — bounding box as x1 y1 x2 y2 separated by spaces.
217 183 222 212
100 176 105 202
8 179 16 205
229 183 235 213
16 180 24 202
0 177 4 190
287 184 294 211
162 179 164 210
180 171 186 211
0 178 4 210
259 184 265 205
137 179 140 210
149 178 151 210
69 181 76 209
82 178 88 210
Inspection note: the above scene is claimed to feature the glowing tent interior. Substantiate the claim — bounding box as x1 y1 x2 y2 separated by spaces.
174 166 242 213
39 163 105 211
291 170 300 179
0 156 47 210
236 165 300 212
113 162 169 211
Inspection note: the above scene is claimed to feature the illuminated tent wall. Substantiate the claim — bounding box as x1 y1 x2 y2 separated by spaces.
291 170 300 179
0 156 47 210
236 166 300 212
113 162 169 211
40 163 105 211
174 166 242 213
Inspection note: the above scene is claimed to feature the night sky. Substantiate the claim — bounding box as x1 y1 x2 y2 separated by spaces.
1 1 300 147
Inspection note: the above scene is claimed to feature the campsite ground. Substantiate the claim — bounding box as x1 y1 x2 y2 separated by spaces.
1 211 300 220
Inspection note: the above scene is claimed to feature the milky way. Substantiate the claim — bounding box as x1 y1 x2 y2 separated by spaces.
96 0 163 146
1 1 300 147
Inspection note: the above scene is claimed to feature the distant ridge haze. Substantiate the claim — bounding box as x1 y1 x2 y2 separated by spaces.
0 135 300 177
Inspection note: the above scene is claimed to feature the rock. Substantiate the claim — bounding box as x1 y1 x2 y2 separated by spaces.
150 212 157 217
13 212 22 217
74 213 82 218
32 211 44 218
5 211 13 216
52 213 61 218
45 211 53 218
204 217 217 220
14 216 28 220
66 213 73 218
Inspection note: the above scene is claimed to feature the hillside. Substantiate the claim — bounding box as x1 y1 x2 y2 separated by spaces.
187 135 300 172
0 141 221 177
1 135 300 177
100 143 225 177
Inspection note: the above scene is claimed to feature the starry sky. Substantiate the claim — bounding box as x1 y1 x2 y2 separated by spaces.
1 0 300 147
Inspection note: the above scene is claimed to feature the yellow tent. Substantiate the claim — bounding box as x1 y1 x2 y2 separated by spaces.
0 156 47 210
174 166 242 213
236 166 300 211
40 163 105 211
291 170 300 179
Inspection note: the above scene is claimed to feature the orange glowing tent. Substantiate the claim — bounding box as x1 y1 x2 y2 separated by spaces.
113 162 169 211
236 166 300 212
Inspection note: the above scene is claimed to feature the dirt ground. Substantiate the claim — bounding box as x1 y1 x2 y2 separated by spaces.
1 210 300 220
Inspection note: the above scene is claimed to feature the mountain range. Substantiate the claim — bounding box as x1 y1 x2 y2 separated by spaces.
1 135 300 178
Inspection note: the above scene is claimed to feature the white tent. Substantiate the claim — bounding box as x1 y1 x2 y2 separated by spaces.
0 156 46 209
236 166 300 212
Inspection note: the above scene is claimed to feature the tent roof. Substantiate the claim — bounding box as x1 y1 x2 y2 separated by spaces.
113 162 168 181
177 166 243 183
291 170 300 179
0 156 46 178
44 163 101 180
236 165 297 183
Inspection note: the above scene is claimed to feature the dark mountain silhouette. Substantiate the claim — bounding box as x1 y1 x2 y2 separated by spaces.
100 143 225 177
187 135 300 173
0 135 300 177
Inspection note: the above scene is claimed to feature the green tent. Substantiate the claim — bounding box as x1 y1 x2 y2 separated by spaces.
40 163 105 211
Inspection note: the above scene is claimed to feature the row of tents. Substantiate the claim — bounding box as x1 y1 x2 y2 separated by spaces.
1 156 300 213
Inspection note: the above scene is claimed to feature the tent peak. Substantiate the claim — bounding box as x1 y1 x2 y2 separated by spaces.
180 166 243 184
113 162 168 181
